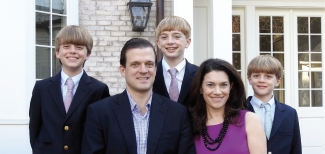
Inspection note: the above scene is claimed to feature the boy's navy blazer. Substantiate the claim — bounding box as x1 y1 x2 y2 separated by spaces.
247 96 302 154
153 59 198 105
29 71 110 154
81 90 195 154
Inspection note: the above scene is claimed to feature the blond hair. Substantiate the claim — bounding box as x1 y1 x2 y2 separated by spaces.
156 16 191 39
55 25 93 54
247 55 283 79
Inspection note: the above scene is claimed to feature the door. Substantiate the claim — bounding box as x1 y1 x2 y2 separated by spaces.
255 8 325 154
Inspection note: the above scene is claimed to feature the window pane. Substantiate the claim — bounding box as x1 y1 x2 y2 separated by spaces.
298 53 309 70
232 16 240 32
52 15 67 45
52 49 61 75
232 53 241 70
260 35 271 51
274 90 285 103
232 34 240 51
311 72 322 88
273 53 284 70
36 12 50 45
297 17 308 33
298 72 310 88
312 90 322 107
311 35 321 52
36 47 51 79
298 35 309 52
53 0 66 14
310 17 321 33
299 90 310 107
311 53 322 69
273 35 284 51
272 16 283 33
259 16 270 33
36 0 50 12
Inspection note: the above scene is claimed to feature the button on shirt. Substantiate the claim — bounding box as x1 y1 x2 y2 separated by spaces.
60 70 83 101
250 96 276 129
127 90 152 154
162 58 186 93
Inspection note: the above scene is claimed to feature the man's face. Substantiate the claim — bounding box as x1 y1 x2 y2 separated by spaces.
120 47 157 93
56 44 89 73
248 72 280 100
156 30 191 62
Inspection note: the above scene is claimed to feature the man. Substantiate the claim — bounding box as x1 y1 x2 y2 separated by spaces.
153 16 198 105
29 25 110 154
82 38 195 154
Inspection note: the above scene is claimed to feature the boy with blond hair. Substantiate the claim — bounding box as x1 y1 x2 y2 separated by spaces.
29 25 110 154
247 55 302 154
153 16 198 105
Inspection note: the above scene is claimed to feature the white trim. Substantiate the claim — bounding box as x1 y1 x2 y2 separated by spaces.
0 119 29 125
211 0 232 62
67 0 79 25
173 0 194 63
233 1 325 8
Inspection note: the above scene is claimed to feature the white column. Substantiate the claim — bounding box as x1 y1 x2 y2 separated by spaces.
173 0 194 63
245 6 257 96
0 0 34 153
211 0 232 63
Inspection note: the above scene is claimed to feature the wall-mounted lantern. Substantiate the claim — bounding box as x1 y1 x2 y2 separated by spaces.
127 0 153 32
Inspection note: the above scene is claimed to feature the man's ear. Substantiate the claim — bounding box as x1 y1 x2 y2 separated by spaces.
185 37 192 48
119 65 126 78
275 77 281 86
247 76 252 85
55 50 60 58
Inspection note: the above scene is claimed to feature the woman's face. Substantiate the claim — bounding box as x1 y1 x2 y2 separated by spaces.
200 71 232 112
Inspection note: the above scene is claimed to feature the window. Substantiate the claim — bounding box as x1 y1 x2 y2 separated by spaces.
259 16 285 103
297 16 322 107
35 0 67 80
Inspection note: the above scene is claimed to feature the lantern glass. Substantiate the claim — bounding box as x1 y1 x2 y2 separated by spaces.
131 6 148 28
127 0 152 31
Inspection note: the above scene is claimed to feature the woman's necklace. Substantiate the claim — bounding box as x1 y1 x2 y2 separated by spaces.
202 118 229 151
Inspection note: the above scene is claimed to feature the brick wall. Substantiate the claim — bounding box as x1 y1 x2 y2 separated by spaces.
79 0 173 95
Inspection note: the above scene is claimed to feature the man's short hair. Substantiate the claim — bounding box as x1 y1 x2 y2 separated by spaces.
247 55 283 79
120 38 156 67
55 25 93 55
156 16 191 39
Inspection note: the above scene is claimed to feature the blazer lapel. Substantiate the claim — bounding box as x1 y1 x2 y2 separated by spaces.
155 61 169 98
178 60 196 103
269 99 285 140
246 96 255 112
114 91 137 154
66 72 92 118
49 73 66 116
146 93 167 154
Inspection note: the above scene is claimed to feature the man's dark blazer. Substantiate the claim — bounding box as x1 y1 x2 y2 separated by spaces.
247 96 302 154
81 90 195 154
29 71 110 154
153 59 198 105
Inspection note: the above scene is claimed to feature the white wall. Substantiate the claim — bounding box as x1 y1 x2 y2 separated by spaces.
0 0 34 153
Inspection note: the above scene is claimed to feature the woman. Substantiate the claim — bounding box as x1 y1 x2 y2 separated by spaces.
189 58 266 154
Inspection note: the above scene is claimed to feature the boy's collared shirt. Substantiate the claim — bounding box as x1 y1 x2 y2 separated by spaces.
60 70 83 100
126 89 152 154
162 58 186 93
250 95 276 129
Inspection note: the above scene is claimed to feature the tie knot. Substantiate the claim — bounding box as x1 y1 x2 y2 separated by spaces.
261 103 271 111
168 68 178 77
65 78 74 90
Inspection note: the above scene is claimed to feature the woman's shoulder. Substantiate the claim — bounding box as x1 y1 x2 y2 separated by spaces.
244 110 261 124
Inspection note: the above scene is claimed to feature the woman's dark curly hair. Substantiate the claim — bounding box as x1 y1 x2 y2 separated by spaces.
188 58 247 135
